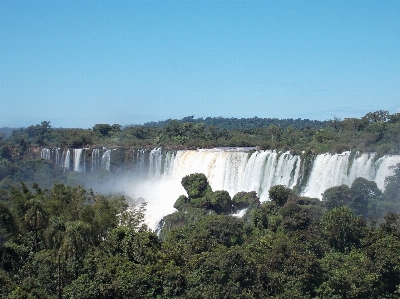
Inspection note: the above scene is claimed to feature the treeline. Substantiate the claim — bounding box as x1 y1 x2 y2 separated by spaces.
134 115 328 131
1 110 399 156
1 166 400 298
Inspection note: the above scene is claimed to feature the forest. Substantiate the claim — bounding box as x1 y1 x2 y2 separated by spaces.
1 169 400 298
1 110 399 155
1 110 400 298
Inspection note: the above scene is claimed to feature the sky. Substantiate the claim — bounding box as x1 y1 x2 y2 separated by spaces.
1 0 399 128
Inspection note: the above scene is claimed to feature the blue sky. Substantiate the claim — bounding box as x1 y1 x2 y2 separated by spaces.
1 0 399 128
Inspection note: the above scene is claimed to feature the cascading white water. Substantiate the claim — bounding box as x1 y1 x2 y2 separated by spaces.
373 155 400 191
55 148 60 166
171 149 249 194
41 148 62 166
301 152 400 198
101 149 111 171
241 151 301 200
163 151 176 176
63 149 70 170
35 147 400 229
133 149 151 178
73 149 84 172
167 149 301 201
41 148 51 160
92 149 100 173
149 148 163 179
124 148 400 229
83 149 86 173
129 148 400 200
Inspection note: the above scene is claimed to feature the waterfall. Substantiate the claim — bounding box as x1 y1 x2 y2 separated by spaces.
148 148 163 179
62 149 70 170
126 148 400 230
133 149 148 178
130 148 400 202
163 150 176 176
38 147 400 199
41 148 62 166
372 155 400 190
83 149 86 173
55 148 60 166
36 147 400 230
73 149 84 172
101 149 111 171
92 149 100 173
301 152 400 198
41 148 51 160
35 147 400 229
168 149 301 201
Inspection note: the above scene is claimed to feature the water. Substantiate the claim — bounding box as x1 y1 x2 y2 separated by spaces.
127 149 400 229
37 147 400 229
73 149 84 172
41 148 51 160
302 152 400 198
129 149 301 201
60 149 70 170
101 149 111 171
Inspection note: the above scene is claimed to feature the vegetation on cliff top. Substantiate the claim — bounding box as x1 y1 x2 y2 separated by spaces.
1 110 399 156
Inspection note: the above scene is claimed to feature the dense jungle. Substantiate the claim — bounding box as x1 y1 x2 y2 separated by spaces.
1 110 400 298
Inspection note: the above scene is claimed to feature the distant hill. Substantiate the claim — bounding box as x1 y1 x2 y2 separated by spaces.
0 127 21 138
125 116 328 131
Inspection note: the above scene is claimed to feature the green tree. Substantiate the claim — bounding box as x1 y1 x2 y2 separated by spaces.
321 206 366 254
384 163 400 202
232 191 260 210
25 121 52 145
269 185 292 207
103 226 161 265
350 177 383 218
317 250 379 298
210 190 232 213
181 173 211 199
23 195 48 252
251 201 280 230
281 202 314 232
92 124 118 137
165 214 244 254
185 246 258 299
322 184 351 210
173 195 189 211
0 201 17 242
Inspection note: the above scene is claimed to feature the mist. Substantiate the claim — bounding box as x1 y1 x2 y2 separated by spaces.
86 173 185 230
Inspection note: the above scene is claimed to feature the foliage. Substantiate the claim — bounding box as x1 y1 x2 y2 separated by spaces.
176 173 237 215
1 179 400 298
232 191 260 210
280 198 322 232
173 194 189 211
322 184 351 210
181 173 211 201
384 163 400 202
349 177 383 219
1 110 398 153
210 190 233 213
1 109 400 297
269 184 292 206
321 206 366 254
